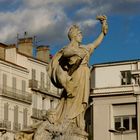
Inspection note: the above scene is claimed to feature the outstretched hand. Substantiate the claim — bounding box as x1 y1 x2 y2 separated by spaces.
96 15 108 35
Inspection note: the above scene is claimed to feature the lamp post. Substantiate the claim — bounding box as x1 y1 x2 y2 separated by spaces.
109 127 126 140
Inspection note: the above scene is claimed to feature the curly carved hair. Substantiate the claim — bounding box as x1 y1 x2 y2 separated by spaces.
68 25 81 41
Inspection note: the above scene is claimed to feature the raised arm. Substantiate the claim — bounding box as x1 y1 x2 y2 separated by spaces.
87 15 108 55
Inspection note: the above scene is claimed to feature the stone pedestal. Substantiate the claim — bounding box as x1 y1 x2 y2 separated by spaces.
53 127 88 140
52 121 88 140
15 119 89 140
58 133 88 140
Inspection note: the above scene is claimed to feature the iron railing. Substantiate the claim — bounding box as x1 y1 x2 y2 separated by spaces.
29 79 62 97
13 122 21 131
32 108 44 120
0 120 11 130
0 86 32 103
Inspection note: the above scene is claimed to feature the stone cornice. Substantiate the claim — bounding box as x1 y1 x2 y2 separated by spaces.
90 85 134 97
28 57 48 66
92 59 140 68
0 59 28 73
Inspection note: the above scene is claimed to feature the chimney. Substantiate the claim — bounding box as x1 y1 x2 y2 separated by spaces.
0 43 8 59
5 44 17 63
36 45 50 63
18 37 33 56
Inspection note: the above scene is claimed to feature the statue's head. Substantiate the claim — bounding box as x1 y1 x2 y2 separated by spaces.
68 25 82 43
46 109 57 123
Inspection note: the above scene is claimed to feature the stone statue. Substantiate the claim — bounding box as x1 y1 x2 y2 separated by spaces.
47 15 108 139
14 15 108 140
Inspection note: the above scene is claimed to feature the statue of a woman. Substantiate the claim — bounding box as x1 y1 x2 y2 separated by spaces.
14 16 108 140
48 15 108 130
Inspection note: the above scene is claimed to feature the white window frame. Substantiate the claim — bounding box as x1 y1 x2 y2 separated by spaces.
114 115 137 132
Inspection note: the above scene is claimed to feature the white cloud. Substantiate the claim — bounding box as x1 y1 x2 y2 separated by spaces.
0 0 69 44
79 19 98 28
0 0 139 45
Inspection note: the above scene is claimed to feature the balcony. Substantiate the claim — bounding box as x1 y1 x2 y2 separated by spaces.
29 79 38 89
0 120 11 130
0 86 32 104
31 108 43 120
29 80 61 98
13 122 21 131
22 124 28 129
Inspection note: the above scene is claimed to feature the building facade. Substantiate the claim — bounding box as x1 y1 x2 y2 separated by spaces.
90 60 140 140
1 37 140 140
0 38 60 140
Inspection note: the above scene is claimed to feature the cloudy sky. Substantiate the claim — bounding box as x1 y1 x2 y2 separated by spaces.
0 0 140 64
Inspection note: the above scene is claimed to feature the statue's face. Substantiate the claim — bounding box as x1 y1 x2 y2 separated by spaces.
75 32 82 43
48 114 56 123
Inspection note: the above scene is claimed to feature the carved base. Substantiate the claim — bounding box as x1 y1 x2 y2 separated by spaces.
15 119 89 140
59 131 88 140
52 121 88 140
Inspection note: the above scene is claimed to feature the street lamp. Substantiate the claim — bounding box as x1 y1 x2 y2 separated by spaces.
109 127 126 140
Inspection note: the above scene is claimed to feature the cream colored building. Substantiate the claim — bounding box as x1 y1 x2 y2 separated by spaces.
90 60 140 140
0 38 60 140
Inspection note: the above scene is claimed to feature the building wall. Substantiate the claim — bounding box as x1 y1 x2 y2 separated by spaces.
0 39 60 139
93 95 137 140
0 59 31 140
91 60 140 140
91 62 137 88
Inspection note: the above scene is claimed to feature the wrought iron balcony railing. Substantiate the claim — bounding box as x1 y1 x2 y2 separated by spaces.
13 122 21 131
29 79 38 89
32 108 44 120
0 120 11 130
29 79 61 97
0 86 32 104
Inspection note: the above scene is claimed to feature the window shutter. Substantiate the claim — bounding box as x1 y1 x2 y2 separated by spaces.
22 80 26 93
3 74 7 89
23 108 28 128
32 69 36 80
4 103 8 121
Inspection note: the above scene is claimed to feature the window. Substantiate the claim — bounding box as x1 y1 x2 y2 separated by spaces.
14 105 18 123
132 117 137 130
46 75 50 90
12 77 17 92
114 116 137 131
22 80 26 94
13 105 20 131
40 72 45 89
115 117 121 130
123 116 129 130
3 74 7 89
121 71 131 85
32 94 37 108
4 103 9 121
23 108 28 128
32 69 36 80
